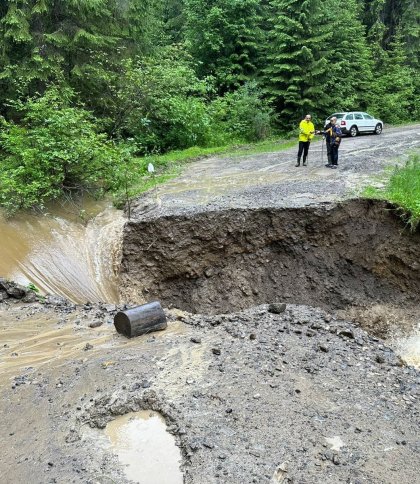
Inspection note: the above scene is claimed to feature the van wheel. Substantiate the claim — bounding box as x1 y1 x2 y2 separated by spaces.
349 125 358 137
374 123 382 135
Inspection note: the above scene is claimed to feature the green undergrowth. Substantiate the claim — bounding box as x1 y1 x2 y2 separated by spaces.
364 153 420 230
113 137 296 207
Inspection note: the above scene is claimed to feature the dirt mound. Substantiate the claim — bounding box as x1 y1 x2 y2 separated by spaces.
2 303 419 484
120 199 420 333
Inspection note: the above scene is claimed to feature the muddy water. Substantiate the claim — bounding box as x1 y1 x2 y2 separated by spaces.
0 307 114 385
0 303 187 386
103 411 183 484
0 199 124 303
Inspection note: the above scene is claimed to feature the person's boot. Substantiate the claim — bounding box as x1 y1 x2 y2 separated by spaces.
303 158 307 166
295 159 300 167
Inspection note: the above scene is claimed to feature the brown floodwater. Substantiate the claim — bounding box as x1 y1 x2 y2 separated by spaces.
0 199 124 303
0 307 115 385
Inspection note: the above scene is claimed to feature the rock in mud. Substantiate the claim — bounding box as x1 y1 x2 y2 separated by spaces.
268 303 287 314
0 278 31 300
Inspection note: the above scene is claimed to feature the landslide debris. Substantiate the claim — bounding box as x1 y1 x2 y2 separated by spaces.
1 303 418 484
120 199 420 336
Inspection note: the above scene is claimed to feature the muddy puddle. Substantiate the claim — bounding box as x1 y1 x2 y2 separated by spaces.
0 198 124 303
100 410 183 484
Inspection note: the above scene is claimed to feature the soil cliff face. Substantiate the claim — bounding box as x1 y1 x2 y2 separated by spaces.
119 199 420 315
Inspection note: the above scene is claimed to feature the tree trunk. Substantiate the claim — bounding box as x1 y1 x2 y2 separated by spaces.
114 301 167 338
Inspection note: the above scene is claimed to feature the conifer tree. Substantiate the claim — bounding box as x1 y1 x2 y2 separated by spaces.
262 0 374 127
184 0 263 92
0 0 161 116
262 0 331 126
368 30 418 122
400 0 420 69
320 0 373 111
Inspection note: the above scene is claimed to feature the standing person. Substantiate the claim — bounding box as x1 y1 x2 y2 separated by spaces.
318 116 342 168
296 114 315 167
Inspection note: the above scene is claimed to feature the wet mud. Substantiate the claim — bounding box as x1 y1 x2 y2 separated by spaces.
1 302 419 484
0 126 419 483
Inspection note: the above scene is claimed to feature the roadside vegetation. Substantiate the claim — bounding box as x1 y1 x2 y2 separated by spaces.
364 153 420 230
0 0 418 214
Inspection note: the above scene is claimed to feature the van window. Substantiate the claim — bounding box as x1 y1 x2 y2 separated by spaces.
354 113 363 120
363 114 373 119
346 114 354 120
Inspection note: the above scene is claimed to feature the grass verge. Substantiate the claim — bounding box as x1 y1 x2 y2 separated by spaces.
113 137 296 207
364 153 420 230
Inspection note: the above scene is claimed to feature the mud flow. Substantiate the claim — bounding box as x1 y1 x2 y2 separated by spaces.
121 198 420 341
0 200 124 303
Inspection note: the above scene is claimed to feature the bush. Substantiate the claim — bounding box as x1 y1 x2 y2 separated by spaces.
102 51 274 152
0 86 124 214
156 96 212 149
208 82 273 144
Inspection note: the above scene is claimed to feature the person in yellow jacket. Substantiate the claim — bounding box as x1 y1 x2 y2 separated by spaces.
296 114 315 167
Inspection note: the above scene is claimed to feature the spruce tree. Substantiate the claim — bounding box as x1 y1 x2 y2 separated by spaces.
262 0 331 126
368 30 418 122
0 0 161 117
320 0 373 111
184 0 263 92
262 0 374 127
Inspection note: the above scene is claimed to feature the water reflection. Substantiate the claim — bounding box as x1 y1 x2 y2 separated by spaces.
0 199 124 303
104 411 183 484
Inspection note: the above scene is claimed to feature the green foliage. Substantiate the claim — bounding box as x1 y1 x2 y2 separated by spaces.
365 153 420 230
87 48 273 153
0 0 161 114
208 82 273 143
262 0 329 125
0 86 124 213
92 47 212 152
262 0 373 127
27 282 40 293
368 32 418 123
184 0 263 90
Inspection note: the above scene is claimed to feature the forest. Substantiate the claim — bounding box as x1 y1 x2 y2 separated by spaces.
0 0 419 212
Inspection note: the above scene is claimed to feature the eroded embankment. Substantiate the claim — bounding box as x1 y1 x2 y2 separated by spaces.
120 199 420 324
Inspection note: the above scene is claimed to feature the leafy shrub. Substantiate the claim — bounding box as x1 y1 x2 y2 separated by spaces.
208 82 274 144
96 49 274 153
0 86 123 214
93 48 211 153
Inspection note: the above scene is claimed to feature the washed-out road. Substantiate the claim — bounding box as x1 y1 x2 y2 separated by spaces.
133 123 420 216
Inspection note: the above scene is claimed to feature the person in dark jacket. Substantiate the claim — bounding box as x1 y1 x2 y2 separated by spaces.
317 117 342 168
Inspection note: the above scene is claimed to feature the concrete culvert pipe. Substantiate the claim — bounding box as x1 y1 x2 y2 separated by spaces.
114 301 167 338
